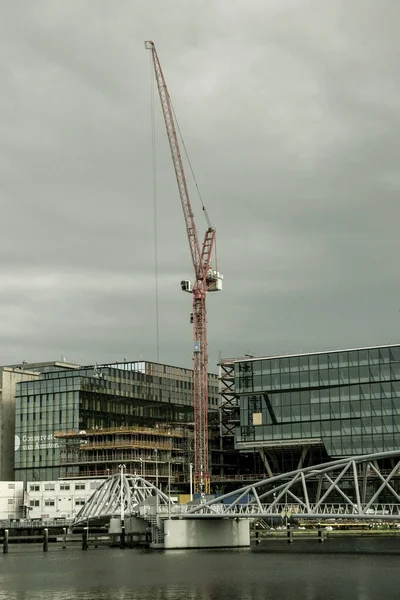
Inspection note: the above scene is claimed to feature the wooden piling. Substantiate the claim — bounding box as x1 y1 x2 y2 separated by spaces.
120 527 126 549
82 529 88 551
318 524 323 543
43 528 49 552
287 524 293 544
3 529 9 554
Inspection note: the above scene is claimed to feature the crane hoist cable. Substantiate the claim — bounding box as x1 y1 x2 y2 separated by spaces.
149 50 160 362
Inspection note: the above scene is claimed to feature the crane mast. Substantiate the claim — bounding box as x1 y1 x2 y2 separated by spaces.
145 41 222 495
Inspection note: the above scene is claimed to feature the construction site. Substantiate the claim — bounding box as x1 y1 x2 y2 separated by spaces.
55 424 193 486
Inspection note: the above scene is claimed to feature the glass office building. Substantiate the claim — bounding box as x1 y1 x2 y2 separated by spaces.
235 344 400 467
14 361 219 482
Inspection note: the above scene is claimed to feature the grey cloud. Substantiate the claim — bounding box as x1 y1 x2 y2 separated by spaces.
0 0 399 370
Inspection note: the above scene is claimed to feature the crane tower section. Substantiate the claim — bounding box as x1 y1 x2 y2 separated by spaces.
145 41 223 494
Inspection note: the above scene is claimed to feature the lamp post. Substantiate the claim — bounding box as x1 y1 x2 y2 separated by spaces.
154 449 158 516
118 463 126 549
189 463 193 502
168 461 171 518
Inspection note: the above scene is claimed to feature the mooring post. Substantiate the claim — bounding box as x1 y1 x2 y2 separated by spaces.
120 523 126 549
255 523 261 544
287 523 292 544
3 529 9 554
43 528 49 552
318 523 323 543
62 527 67 550
82 528 88 551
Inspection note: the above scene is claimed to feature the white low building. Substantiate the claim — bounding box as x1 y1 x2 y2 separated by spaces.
0 479 104 521
26 479 104 520
0 481 25 520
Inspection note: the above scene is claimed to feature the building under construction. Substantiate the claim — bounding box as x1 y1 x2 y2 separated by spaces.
55 424 192 488
14 360 219 484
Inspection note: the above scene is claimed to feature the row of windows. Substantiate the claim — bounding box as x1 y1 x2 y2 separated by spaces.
235 346 400 377
16 389 218 410
238 421 400 444
237 363 400 392
262 383 400 407
29 483 86 492
29 499 85 507
242 387 400 411
242 399 400 425
20 375 218 395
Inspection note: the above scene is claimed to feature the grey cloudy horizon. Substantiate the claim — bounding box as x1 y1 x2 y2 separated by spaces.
1 0 399 372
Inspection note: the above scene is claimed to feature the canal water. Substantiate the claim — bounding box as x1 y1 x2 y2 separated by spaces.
0 539 399 599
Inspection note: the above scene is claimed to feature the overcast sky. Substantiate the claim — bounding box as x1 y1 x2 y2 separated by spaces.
1 1 399 372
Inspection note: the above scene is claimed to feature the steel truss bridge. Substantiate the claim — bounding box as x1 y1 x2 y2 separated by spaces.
74 451 400 526
73 474 172 526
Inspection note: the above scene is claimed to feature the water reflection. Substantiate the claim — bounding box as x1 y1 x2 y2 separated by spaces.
0 542 398 600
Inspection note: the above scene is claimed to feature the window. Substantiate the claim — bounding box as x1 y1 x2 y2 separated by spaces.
75 483 86 491
44 483 55 491
75 499 86 506
60 484 70 491
30 485 40 492
8 499 14 504
44 499 55 507
30 500 40 507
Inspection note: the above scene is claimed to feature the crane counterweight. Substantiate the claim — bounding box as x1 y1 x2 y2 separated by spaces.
146 40 222 495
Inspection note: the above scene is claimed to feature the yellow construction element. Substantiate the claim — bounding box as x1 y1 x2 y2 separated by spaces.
194 475 210 495
55 424 187 438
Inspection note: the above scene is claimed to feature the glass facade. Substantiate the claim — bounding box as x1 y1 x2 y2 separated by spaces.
15 361 219 482
235 345 400 457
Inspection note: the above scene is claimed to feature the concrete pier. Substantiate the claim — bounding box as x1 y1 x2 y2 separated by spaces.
162 518 250 550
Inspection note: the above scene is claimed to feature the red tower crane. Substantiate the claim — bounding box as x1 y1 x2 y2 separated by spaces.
145 41 222 495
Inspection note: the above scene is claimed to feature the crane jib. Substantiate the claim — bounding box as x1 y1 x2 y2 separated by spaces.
146 40 222 494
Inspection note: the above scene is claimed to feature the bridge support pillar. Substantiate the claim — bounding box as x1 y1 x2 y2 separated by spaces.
163 518 250 550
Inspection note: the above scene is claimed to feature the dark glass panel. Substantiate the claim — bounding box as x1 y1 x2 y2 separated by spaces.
348 350 359 367
348 366 360 383
318 354 328 370
281 358 290 373
299 371 310 387
329 368 339 385
358 350 369 366
389 346 400 363
359 365 370 383
368 348 380 365
328 353 339 368
261 360 271 376
299 355 309 371
379 348 390 363
290 371 300 389
270 359 280 374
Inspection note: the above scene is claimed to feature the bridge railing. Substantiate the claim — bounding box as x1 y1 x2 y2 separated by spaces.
153 502 400 519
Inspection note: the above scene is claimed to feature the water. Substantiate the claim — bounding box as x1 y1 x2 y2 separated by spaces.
0 540 399 600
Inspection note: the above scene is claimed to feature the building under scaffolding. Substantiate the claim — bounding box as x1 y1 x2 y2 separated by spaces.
55 424 193 487
15 360 219 483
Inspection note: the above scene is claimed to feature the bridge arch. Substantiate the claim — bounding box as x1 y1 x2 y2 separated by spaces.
73 474 172 526
185 450 400 520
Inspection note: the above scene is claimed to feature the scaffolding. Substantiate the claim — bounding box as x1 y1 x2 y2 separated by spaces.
55 424 193 485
